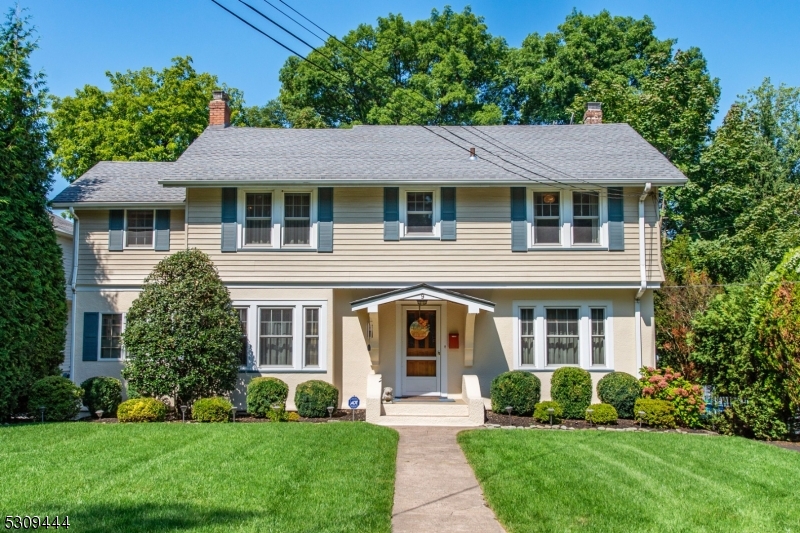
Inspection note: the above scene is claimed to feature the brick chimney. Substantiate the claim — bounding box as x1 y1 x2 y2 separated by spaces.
209 90 231 127
583 102 602 124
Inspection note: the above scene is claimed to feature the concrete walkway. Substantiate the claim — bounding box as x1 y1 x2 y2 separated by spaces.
391 427 506 533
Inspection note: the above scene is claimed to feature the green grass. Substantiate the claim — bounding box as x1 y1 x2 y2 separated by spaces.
0 422 398 533
458 430 800 533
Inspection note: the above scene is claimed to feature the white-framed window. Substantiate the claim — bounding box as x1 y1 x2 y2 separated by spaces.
400 188 440 238
233 300 327 371
527 189 607 248
125 210 154 247
100 313 124 360
512 301 613 370
238 189 317 250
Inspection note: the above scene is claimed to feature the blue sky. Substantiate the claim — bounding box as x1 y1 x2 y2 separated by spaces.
5 0 798 199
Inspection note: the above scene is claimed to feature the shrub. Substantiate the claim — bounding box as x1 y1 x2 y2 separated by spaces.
585 403 618 425
27 376 83 421
640 367 705 427
533 401 563 423
550 367 592 419
490 371 541 416
634 398 676 429
122 249 242 407
192 397 232 423
294 380 339 418
597 372 640 419
247 377 289 417
81 376 122 418
117 398 167 423
287 411 301 422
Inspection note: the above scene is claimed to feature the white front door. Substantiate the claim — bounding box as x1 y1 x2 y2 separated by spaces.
401 306 440 396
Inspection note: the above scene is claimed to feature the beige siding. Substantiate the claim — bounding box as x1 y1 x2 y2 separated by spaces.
75 209 185 285
182 186 662 285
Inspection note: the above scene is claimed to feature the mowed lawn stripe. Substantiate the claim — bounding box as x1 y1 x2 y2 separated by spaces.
0 423 398 533
458 430 800 533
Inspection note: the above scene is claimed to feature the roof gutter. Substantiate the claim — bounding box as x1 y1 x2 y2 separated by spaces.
635 182 652 375
68 207 79 382
156 179 688 188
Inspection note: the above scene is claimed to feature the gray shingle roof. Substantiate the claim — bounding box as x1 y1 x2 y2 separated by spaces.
160 123 686 185
50 212 73 236
51 162 185 206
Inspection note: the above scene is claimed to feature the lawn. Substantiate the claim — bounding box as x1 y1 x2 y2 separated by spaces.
458 430 800 533
0 422 398 533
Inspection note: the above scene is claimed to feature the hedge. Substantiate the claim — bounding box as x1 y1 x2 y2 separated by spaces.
294 380 339 418
27 376 83 422
490 371 541 415
117 398 167 423
551 367 592 419
192 397 232 423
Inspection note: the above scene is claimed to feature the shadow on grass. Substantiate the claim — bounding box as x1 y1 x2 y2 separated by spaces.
42 502 261 533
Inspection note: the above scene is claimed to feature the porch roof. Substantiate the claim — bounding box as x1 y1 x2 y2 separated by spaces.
350 283 495 313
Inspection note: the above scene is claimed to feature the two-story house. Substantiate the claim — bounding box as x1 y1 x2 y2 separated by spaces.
52 93 684 425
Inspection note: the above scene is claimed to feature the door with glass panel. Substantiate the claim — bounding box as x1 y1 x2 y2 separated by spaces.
402 307 440 396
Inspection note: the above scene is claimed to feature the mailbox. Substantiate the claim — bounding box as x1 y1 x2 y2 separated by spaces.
448 333 459 349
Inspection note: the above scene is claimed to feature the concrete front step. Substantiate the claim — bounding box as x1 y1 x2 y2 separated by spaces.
373 415 482 427
383 401 469 417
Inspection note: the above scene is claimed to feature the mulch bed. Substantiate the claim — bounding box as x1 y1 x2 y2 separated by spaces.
484 410 713 434
74 409 367 424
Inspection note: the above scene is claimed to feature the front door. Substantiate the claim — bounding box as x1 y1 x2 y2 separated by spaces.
402 307 440 396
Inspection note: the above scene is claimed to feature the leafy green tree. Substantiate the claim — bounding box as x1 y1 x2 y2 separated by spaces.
0 10 67 419
507 10 719 171
278 6 509 126
50 56 245 182
121 250 241 408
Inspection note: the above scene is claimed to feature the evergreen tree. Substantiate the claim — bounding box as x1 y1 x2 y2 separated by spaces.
0 10 66 419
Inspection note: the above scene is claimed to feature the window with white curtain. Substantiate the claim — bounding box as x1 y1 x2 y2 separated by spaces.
546 308 580 365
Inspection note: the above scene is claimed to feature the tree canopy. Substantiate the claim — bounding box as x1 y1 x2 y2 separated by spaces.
0 10 67 419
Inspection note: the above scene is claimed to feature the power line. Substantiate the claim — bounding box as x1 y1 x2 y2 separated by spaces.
261 0 326 43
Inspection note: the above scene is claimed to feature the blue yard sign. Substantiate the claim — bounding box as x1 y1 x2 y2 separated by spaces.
348 396 360 409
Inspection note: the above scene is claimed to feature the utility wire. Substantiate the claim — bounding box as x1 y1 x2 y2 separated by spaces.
261 0 326 43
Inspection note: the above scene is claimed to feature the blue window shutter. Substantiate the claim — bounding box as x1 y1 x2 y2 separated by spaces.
82 312 99 361
384 187 399 241
108 210 124 251
441 187 456 241
608 187 624 251
318 187 333 252
154 210 171 251
221 188 237 252
510 187 527 252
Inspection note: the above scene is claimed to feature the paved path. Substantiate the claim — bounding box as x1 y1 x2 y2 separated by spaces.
392 427 505 533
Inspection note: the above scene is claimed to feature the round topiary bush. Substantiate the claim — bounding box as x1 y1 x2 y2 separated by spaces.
585 403 618 425
192 397 232 423
551 367 593 419
81 376 122 418
634 398 676 428
117 398 167 423
247 377 289 417
490 371 541 415
294 380 339 418
533 401 563 423
597 372 640 419
28 376 83 421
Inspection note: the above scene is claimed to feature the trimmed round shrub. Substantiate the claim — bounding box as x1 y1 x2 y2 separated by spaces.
192 397 232 423
533 401 563 423
247 377 289 417
81 376 122 418
287 411 301 422
490 371 541 415
28 376 83 421
597 372 640 419
117 398 167 423
294 380 339 418
551 367 593 419
585 403 618 425
634 398 676 429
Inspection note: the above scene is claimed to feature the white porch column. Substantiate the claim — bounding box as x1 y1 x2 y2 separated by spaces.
368 305 380 365
464 305 479 367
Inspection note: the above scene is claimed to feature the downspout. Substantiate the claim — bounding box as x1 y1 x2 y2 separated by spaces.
68 207 80 382
635 183 652 374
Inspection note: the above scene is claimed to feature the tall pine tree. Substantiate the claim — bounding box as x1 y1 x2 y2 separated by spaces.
0 10 66 419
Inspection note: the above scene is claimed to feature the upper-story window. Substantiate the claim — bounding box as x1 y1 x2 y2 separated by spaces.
573 192 599 244
244 193 272 245
528 189 607 248
407 192 434 234
533 192 560 244
238 190 317 250
126 210 153 247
